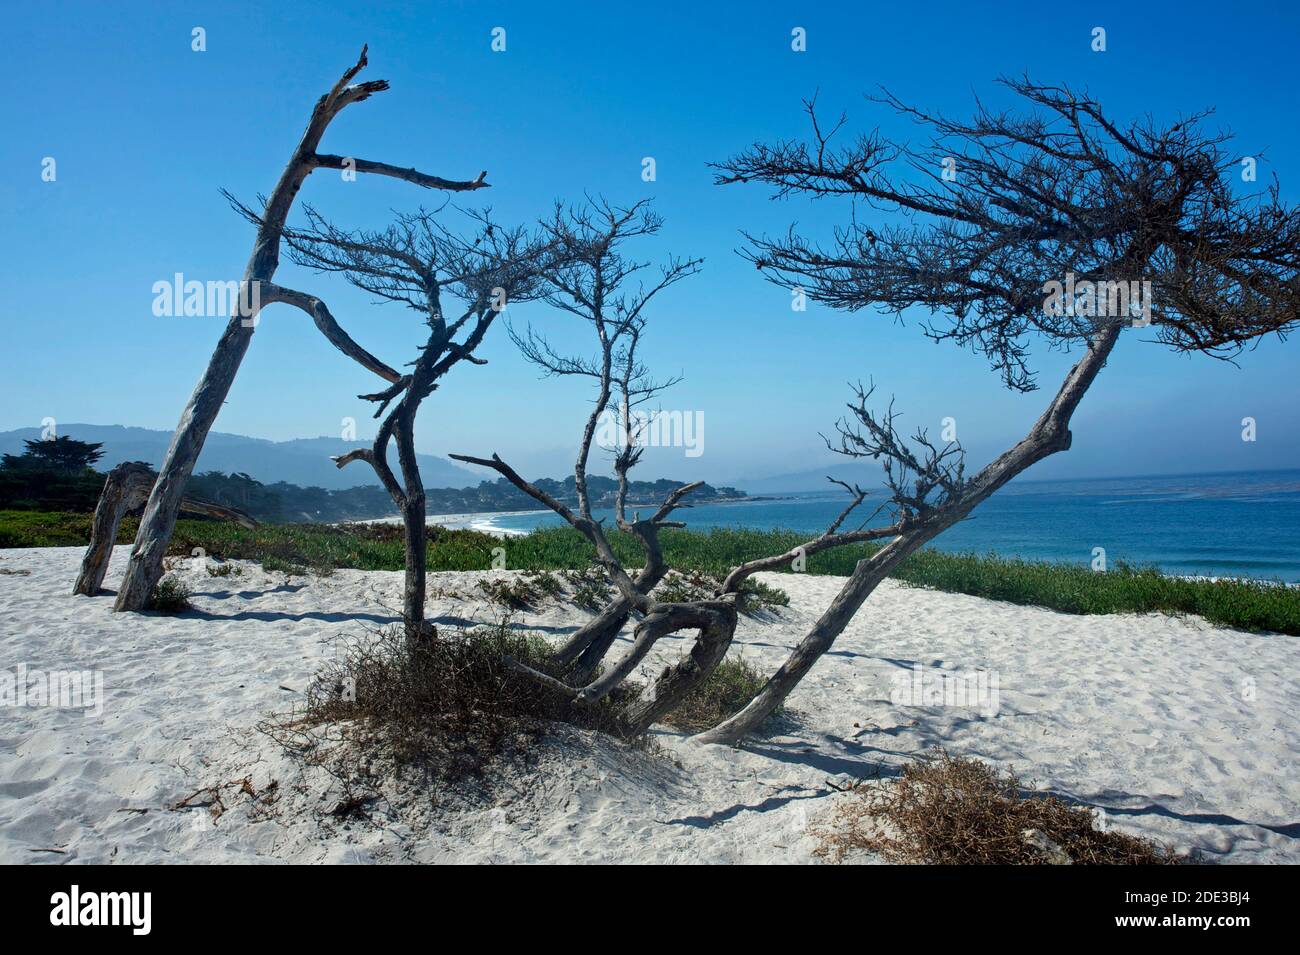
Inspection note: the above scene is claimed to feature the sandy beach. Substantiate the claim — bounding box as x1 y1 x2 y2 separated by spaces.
1 545 1296 864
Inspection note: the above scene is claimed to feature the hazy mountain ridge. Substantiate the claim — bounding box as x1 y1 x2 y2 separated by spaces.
0 424 480 492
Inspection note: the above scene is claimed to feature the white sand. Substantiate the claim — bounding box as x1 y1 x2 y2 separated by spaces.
1 545 1296 864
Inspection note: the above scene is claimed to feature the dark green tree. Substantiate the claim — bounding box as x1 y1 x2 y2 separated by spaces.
1 436 105 473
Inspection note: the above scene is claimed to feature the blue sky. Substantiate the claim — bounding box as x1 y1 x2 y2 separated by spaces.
2 0 1298 486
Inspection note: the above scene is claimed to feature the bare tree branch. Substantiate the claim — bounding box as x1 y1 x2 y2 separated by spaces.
310 154 488 192
261 283 402 382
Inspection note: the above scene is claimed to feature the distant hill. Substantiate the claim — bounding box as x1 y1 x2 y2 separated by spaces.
182 472 745 523
0 424 479 492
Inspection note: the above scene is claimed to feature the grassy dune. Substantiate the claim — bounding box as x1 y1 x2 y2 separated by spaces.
2 509 1296 635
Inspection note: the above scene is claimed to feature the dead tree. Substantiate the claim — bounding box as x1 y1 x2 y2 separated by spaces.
255 204 555 638
453 200 735 732
691 78 1300 743
74 462 256 597
110 46 489 612
519 201 700 681
451 213 913 734
450 205 928 734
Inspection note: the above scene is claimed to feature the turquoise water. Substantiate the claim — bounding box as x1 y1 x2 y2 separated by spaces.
482 469 1300 582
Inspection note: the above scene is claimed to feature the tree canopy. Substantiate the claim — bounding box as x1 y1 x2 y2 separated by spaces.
1 436 105 473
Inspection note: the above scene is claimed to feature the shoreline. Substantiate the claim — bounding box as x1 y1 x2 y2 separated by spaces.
349 509 1300 586
355 510 539 538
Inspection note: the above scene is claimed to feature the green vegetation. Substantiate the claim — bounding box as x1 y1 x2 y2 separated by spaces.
1 435 105 473
890 550 1300 637
561 567 614 610
0 437 109 512
4 510 1297 635
147 576 192 613
477 570 566 609
0 510 114 547
652 569 790 616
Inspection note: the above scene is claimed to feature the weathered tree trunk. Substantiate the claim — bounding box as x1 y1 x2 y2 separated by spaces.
557 560 672 683
557 492 698 681
565 598 634 680
391 386 430 640
176 499 257 528
401 499 428 638
74 462 155 596
397 424 429 640
113 65 363 612
112 318 261 612
693 531 938 745
621 603 738 734
75 463 257 597
694 323 1122 745
112 48 486 612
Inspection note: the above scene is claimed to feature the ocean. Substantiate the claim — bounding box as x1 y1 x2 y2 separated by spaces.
473 468 1300 583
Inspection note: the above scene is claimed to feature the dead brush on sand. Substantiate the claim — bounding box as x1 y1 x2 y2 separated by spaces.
816 750 1183 865
260 621 784 807
293 622 635 777
252 621 641 826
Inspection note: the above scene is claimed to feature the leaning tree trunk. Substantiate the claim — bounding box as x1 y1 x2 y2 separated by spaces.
112 49 486 611
693 528 939 744
113 70 358 611
694 323 1122 745
76 463 258 597
113 314 265 612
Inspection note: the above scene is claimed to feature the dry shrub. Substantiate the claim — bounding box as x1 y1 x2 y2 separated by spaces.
662 656 777 732
301 622 633 780
817 750 1182 865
